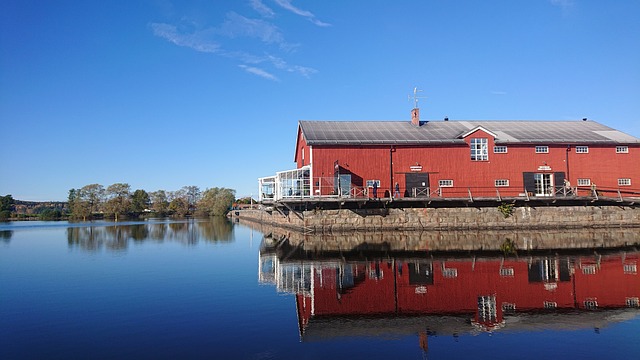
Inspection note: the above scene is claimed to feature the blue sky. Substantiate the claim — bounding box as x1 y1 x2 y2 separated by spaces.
1 0 639 201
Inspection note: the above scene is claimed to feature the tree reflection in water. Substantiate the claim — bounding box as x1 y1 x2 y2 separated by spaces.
0 230 12 243
130 225 149 241
199 216 233 243
66 218 233 252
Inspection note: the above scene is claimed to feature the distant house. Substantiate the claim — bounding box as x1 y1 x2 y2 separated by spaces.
259 108 640 201
231 203 256 210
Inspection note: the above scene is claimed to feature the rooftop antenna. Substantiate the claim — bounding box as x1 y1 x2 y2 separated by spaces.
408 87 427 109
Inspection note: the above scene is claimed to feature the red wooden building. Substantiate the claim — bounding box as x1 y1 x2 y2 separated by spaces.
259 109 640 201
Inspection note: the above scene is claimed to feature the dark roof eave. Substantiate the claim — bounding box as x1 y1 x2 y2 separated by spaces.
495 140 640 145
307 140 467 146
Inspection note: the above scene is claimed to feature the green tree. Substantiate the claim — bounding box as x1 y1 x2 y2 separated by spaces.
131 189 150 214
68 188 77 206
68 188 87 220
0 194 14 220
197 187 236 216
149 190 169 215
105 183 131 221
0 194 14 211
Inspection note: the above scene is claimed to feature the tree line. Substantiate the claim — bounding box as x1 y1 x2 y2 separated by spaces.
68 184 236 221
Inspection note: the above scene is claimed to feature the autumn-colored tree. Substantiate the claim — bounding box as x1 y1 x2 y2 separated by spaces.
69 184 104 221
197 187 236 216
181 185 201 213
149 190 169 215
104 183 131 222
169 197 189 217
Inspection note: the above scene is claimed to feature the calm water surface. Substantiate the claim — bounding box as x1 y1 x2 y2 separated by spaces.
1 219 639 359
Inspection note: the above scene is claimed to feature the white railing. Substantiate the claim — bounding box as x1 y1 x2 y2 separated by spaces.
412 187 429 197
259 170 637 202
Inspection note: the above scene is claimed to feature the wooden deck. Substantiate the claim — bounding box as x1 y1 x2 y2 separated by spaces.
261 194 639 211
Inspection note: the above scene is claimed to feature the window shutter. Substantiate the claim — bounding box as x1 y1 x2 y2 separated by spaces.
523 172 535 193
554 172 566 193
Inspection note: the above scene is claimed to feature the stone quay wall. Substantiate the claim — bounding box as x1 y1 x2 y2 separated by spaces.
232 205 640 233
247 224 640 253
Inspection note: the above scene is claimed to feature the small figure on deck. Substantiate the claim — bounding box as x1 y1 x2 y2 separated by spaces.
372 181 378 199
394 182 400 198
564 179 572 195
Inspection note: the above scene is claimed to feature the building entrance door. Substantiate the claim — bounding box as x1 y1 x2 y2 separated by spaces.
534 173 553 196
405 173 430 197
334 174 351 197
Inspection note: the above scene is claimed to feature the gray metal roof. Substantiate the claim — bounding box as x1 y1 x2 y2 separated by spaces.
298 120 640 145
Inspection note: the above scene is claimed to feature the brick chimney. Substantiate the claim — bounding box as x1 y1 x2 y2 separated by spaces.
411 108 420 126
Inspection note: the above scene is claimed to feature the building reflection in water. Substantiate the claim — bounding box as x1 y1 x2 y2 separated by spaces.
258 233 640 351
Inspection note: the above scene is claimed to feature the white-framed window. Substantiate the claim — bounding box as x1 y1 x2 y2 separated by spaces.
575 146 589 153
626 297 639 308
500 268 514 277
502 302 516 314
544 301 557 309
577 178 591 186
470 138 489 161
442 268 458 278
439 179 453 188
478 295 497 323
584 300 598 310
618 178 631 186
582 265 597 275
616 146 629 154
369 269 383 280
493 145 508 153
535 146 549 153
495 179 509 187
366 180 381 187
624 263 637 274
